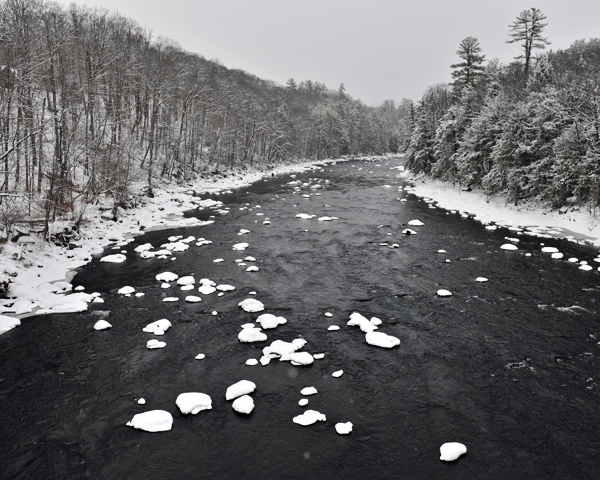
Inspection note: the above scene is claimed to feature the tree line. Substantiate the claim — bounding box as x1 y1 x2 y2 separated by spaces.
0 0 408 237
405 8 600 212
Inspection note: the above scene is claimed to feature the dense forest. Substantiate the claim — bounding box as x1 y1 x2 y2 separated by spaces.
405 8 600 212
0 0 409 237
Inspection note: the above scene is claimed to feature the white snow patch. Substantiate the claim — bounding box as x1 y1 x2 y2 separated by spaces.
245 359 259 366
238 327 267 343
408 220 425 226
100 254 126 263
147 339 166 349
301 387 317 396
226 380 256 400
232 395 255 414
365 331 400 348
293 410 326 426
440 442 467 462
500 244 519 251
437 289 452 297
289 352 314 366
335 422 353 434
126 410 173 432
156 272 178 282
238 298 264 312
233 242 249 251
0 315 21 334
328 325 340 331
347 312 378 333
475 277 488 283
195 353 205 360
256 313 287 329
299 399 309 406
332 370 343 378
185 296 202 303
93 320 112 330
143 319 172 335
118 286 135 295
177 276 195 286
176 392 212 414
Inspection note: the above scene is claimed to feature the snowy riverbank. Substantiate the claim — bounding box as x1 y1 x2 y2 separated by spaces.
399 169 600 249
0 157 368 333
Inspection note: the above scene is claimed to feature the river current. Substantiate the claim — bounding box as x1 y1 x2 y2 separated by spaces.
1 157 600 479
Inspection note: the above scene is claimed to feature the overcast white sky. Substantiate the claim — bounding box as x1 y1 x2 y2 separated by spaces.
55 0 600 105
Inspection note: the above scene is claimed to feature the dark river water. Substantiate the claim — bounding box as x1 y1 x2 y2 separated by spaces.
2 157 600 480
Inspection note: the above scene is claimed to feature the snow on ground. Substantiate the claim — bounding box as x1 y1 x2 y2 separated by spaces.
400 170 600 248
0 156 367 328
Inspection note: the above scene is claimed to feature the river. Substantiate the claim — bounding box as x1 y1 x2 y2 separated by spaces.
1 157 600 479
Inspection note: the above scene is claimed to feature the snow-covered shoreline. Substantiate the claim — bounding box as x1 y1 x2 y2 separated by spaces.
399 169 600 249
0 156 369 333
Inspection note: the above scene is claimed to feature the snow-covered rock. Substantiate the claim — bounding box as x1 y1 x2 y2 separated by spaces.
147 339 166 349
332 370 343 378
408 219 425 226
347 312 377 333
365 331 400 348
238 327 267 343
256 313 287 329
263 339 303 361
143 319 172 334
198 285 216 295
216 284 235 291
232 395 255 414
118 286 135 295
300 387 317 396
156 272 178 282
100 254 126 263
437 289 452 297
185 296 202 303
176 392 212 414
226 380 256 400
238 298 265 312
126 410 173 432
94 320 112 330
500 244 518 251
335 422 353 434
402 229 417 235
177 276 195 286
293 410 326 426
289 352 314 366
233 242 249 250
440 442 467 461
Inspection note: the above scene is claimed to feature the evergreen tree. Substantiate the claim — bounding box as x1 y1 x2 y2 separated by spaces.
506 8 550 77
450 37 486 93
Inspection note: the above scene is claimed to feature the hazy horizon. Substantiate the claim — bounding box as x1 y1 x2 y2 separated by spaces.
54 0 600 105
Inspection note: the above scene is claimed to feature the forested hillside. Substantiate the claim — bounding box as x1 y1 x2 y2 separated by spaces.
405 8 600 212
0 0 408 237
